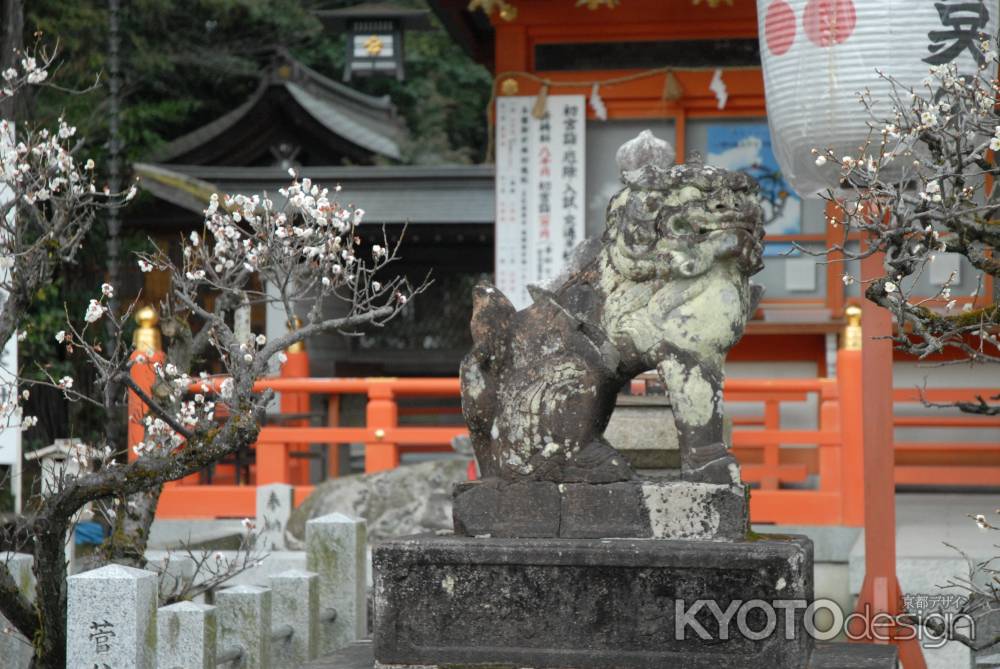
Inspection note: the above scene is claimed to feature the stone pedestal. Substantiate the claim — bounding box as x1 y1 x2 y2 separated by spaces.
374 533 814 669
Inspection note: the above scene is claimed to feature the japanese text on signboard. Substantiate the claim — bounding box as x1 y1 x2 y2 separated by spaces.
495 96 586 309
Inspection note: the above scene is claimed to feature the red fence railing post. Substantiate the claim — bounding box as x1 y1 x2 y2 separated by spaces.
128 306 166 463
837 306 865 526
365 380 400 473
279 333 311 484
817 378 843 526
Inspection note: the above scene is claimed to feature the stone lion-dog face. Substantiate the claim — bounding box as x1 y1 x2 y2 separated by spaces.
461 131 765 485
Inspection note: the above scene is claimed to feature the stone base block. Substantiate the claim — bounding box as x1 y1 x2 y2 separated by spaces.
306 641 897 669
453 478 748 540
603 397 680 469
374 533 814 669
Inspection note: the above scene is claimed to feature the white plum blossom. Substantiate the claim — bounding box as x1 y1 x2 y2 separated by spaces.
101 283 114 298
84 299 105 323
137 259 154 272
923 180 942 203
55 330 65 343
57 376 73 390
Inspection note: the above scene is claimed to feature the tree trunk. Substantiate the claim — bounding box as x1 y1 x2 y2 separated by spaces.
32 518 69 669
101 485 162 568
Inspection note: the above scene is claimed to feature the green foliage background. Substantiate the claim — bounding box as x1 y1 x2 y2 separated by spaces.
26 0 492 166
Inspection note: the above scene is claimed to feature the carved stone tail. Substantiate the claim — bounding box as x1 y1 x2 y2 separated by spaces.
461 283 517 478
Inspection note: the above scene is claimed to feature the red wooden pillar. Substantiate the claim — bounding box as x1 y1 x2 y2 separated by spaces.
852 254 926 667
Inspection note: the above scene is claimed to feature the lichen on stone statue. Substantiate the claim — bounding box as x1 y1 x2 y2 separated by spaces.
461 130 765 486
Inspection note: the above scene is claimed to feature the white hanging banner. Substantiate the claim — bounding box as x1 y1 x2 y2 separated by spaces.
495 95 586 310
0 122 20 468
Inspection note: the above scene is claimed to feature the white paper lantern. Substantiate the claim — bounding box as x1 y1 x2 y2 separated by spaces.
757 0 998 197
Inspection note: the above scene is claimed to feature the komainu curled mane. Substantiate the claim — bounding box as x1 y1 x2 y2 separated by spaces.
461 131 765 485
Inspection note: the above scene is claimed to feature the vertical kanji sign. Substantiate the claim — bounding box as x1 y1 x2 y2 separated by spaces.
495 95 586 309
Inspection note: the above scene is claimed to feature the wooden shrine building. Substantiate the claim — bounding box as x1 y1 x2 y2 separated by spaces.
425 0 993 379
128 52 494 375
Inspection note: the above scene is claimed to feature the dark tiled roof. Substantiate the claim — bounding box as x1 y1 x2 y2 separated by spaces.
133 163 495 225
150 55 405 164
315 2 433 30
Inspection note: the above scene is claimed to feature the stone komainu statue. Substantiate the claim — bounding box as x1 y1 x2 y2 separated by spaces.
461 131 765 485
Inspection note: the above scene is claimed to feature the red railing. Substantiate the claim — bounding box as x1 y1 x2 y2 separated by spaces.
133 345 997 521
893 388 1000 487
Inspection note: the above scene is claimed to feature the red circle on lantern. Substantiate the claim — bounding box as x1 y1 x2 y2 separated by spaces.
804 0 857 47
765 1 797 56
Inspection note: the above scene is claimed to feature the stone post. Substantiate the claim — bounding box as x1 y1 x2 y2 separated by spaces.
270 569 319 664
0 553 33 669
157 601 216 669
216 584 271 669
66 564 158 669
306 512 367 654
256 482 294 551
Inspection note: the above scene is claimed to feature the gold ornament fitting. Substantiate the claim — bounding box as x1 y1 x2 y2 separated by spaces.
500 78 520 95
287 317 305 354
842 305 862 351
363 35 384 56
133 306 162 354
